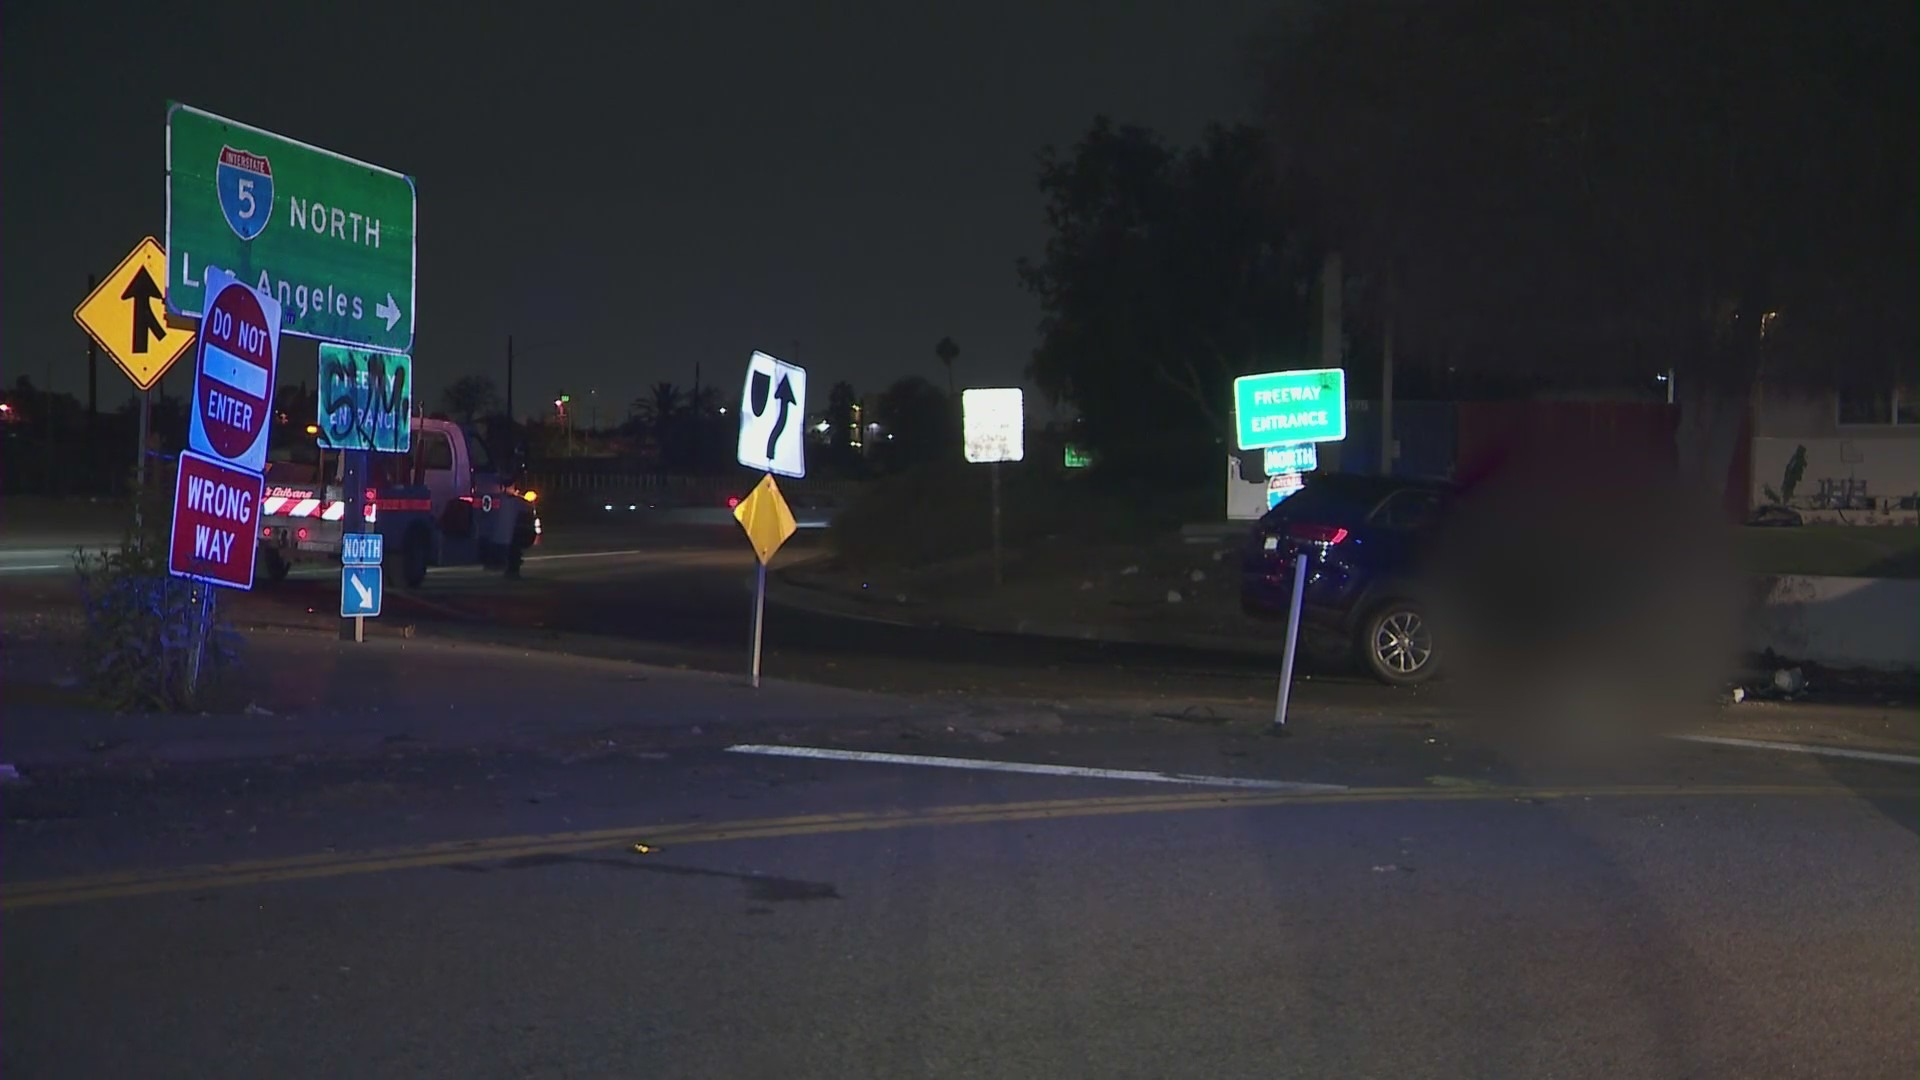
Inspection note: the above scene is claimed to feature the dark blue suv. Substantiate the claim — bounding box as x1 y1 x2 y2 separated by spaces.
1241 472 1456 685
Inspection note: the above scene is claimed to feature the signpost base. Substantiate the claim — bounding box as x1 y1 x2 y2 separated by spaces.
1271 552 1310 732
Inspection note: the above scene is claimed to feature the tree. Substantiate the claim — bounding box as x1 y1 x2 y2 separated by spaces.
872 376 958 471
682 383 725 471
824 380 862 472
631 381 684 469
934 337 960 396
632 381 682 431
441 375 502 423
1257 0 1917 481
274 381 317 428
1018 118 1316 482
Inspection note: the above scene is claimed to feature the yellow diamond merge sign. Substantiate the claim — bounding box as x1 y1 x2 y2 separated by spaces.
733 473 798 564
74 237 196 391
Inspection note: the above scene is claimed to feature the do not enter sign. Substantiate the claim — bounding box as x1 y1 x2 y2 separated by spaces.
189 268 282 473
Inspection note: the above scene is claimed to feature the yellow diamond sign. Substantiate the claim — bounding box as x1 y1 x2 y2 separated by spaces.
74 237 196 391
733 473 798 565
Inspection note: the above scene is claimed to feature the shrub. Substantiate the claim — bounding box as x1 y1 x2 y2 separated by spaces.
71 477 241 711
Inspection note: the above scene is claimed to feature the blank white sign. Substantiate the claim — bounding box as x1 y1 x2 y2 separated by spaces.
962 387 1024 464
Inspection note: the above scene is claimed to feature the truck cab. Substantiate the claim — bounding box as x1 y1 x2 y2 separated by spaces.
257 416 540 587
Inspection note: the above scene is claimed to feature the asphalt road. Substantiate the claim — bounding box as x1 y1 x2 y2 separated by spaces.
4 509 1915 1076
4 729 1914 1079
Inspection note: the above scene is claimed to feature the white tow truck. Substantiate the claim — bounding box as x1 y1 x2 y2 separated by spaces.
255 416 541 587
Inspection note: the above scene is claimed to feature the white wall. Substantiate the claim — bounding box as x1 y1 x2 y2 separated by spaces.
1747 575 1920 673
1750 438 1919 522
1751 386 1918 522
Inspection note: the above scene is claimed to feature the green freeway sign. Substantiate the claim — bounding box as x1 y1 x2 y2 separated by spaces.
1233 367 1347 449
167 103 416 353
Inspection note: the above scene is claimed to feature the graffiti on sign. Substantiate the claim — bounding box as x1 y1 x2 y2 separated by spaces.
317 343 412 452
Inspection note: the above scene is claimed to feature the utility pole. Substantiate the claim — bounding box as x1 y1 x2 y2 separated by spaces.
506 334 515 422
1380 294 1395 478
1319 251 1343 370
86 274 99 418
1320 251 1343 472
44 354 56 496
86 273 99 491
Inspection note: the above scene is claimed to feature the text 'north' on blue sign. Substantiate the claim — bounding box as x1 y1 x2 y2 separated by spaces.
342 533 383 567
1263 443 1319 475
1233 368 1347 450
341 565 383 617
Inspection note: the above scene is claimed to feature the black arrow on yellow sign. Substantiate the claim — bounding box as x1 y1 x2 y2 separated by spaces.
119 266 169 356
75 237 195 392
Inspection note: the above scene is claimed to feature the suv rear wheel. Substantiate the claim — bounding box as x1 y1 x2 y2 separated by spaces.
1359 602 1439 685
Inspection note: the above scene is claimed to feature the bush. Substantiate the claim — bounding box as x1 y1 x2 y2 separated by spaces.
71 476 241 711
829 459 1209 570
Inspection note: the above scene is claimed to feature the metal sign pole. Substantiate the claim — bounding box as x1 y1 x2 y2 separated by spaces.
137 389 151 489
1272 551 1310 732
339 449 367 642
990 461 1003 588
749 559 768 688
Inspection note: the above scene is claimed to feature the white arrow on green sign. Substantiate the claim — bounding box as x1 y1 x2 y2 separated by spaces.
166 103 417 353
1233 367 1347 449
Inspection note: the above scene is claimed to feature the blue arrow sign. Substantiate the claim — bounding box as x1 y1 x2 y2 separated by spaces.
341 565 383 617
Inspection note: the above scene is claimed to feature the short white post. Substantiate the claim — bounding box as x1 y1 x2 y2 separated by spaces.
1272 552 1310 730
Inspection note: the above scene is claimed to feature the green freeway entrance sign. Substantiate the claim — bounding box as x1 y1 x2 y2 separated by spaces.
1233 367 1347 449
166 103 416 353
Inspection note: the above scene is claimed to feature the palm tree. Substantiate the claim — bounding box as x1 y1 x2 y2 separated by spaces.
935 336 959 396
633 381 683 433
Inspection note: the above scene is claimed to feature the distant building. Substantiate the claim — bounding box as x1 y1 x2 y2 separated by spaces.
1750 381 1918 524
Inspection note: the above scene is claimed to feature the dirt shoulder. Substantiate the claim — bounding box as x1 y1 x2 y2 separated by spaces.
779 532 1278 652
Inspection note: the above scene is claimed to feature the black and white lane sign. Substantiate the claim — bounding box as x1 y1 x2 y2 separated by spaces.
736 350 808 478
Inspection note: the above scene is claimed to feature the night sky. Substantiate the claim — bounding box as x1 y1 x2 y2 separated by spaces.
3 1 1271 420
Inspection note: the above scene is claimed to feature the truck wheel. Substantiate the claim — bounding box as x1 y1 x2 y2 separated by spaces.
400 530 430 589
259 549 290 585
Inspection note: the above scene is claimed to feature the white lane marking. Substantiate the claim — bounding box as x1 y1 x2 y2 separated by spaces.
524 548 698 563
0 563 67 574
1668 734 1920 767
726 744 1348 791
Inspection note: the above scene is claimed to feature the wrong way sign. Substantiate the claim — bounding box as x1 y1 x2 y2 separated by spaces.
168 450 264 590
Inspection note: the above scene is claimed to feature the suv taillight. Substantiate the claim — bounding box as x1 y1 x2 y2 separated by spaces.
1286 523 1349 545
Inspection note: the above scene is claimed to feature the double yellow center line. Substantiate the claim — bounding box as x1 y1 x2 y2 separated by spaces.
1 783 1876 911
